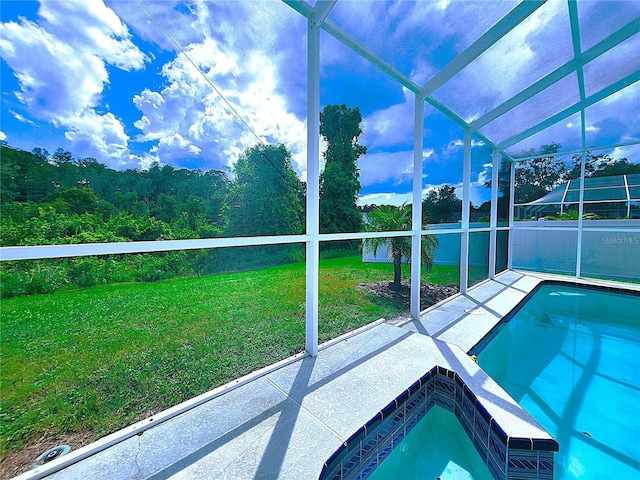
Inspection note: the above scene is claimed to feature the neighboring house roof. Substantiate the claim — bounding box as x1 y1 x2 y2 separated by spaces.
518 173 640 207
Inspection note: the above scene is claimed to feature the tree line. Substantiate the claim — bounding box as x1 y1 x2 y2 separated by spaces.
365 143 639 228
0 104 367 297
491 142 639 218
2 112 635 297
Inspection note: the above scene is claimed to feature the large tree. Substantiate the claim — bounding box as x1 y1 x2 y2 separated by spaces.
319 104 366 236
488 143 566 205
363 204 439 290
226 143 303 237
566 152 640 179
422 185 461 224
513 143 566 204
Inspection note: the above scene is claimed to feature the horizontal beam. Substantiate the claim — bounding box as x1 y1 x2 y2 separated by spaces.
498 71 640 150
0 235 309 261
1 229 472 262
512 225 640 233
510 139 640 162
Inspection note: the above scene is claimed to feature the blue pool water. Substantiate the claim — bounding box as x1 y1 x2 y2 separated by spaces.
476 284 640 479
368 406 492 480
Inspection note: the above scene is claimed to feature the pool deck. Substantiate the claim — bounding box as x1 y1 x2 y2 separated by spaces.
18 270 640 480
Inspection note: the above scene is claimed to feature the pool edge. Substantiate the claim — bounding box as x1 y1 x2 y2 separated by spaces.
319 364 558 480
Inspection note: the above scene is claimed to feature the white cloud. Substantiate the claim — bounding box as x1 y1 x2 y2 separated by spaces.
432 0 570 123
64 110 131 162
363 88 415 149
152 133 202 165
610 144 640 163
132 35 308 174
0 131 6 141
358 192 413 207
358 148 435 188
359 150 412 187
446 138 486 150
116 0 310 174
11 111 38 126
410 60 437 86
0 0 146 166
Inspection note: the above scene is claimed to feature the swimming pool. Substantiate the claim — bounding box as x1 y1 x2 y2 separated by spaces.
473 283 640 479
368 406 492 480
319 364 557 480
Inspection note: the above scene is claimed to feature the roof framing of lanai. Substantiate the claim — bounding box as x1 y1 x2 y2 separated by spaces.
285 0 639 353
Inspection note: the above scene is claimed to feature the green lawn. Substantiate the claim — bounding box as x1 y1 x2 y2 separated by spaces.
0 257 465 454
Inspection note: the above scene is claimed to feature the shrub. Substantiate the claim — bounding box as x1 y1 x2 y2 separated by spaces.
0 268 28 298
25 261 69 295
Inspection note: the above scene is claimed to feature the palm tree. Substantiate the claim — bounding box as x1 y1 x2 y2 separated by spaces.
363 204 439 291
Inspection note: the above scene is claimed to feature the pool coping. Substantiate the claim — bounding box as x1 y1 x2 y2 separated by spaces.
14 270 639 480
318 365 558 480
468 277 640 358
401 269 639 353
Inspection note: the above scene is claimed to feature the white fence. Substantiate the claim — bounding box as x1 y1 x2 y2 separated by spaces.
512 219 640 282
362 223 505 269
362 219 640 283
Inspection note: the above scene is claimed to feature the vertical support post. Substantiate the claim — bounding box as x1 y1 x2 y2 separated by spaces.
560 182 570 216
410 94 424 319
624 175 631 218
507 160 515 270
305 17 320 356
489 148 500 279
576 109 587 279
460 129 471 294
570 0 586 279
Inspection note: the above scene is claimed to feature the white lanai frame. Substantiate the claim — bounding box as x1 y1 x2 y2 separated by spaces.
285 0 640 349
285 0 546 313
1 1 639 358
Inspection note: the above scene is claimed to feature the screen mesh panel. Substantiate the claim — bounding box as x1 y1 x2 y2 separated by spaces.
578 0 640 52
505 112 583 157
583 34 640 98
583 187 628 202
628 186 640 199
627 173 640 187
479 73 580 145
432 0 574 123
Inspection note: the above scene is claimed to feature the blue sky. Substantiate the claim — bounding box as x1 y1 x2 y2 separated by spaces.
1 0 638 207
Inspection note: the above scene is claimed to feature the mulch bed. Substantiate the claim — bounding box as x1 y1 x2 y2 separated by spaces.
359 281 459 310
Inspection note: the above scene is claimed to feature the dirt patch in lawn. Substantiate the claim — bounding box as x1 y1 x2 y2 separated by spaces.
359 281 459 311
0 407 164 479
0 430 96 480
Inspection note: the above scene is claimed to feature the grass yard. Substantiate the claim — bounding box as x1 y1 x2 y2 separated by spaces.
0 256 466 463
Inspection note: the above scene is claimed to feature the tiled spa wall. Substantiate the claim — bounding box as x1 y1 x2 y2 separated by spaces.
319 366 558 480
